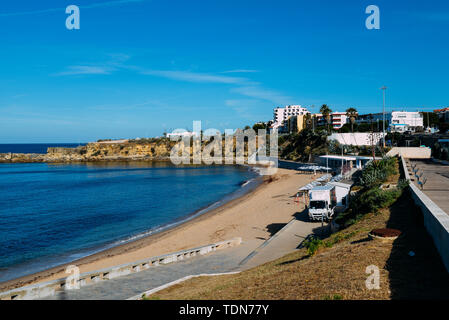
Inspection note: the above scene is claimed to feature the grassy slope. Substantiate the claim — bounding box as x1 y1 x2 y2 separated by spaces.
147 190 449 300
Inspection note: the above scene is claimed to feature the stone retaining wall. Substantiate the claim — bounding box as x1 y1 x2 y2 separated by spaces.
401 156 449 273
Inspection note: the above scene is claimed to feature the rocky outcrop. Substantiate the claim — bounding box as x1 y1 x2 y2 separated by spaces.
0 136 257 163
0 139 176 163
0 153 47 163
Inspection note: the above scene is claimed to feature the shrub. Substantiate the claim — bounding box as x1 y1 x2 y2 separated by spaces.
359 170 387 188
335 157 405 228
354 188 402 214
303 237 323 256
397 179 410 189
358 156 398 188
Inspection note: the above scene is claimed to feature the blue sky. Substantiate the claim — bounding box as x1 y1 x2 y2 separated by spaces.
0 0 448 142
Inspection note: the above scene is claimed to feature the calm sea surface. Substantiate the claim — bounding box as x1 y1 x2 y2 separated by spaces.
0 161 260 283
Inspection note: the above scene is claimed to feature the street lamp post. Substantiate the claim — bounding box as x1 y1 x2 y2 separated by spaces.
311 105 315 133
381 86 387 148
341 146 344 176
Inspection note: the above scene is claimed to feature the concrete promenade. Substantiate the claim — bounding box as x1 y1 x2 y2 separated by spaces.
240 210 325 270
41 239 262 300
410 159 449 215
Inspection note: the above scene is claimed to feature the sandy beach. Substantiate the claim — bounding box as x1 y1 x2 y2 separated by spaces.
0 168 315 292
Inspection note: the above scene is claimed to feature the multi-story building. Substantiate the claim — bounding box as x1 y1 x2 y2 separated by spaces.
272 105 310 132
356 113 388 124
435 107 449 124
330 112 349 130
315 112 349 130
390 111 423 132
356 111 423 133
287 114 309 134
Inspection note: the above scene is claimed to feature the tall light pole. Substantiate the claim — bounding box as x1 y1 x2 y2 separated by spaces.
311 105 315 133
341 145 344 176
381 86 387 148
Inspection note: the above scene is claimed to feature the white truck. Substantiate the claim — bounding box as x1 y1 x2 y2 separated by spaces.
328 181 352 213
307 185 337 221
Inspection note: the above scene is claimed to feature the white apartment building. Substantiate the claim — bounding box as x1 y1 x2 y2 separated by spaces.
272 105 310 131
330 112 349 130
316 112 349 129
356 111 423 132
390 111 423 132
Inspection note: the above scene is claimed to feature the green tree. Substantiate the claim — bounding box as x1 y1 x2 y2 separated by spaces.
320 104 332 134
252 123 267 131
345 107 358 133
421 112 439 128
304 113 313 130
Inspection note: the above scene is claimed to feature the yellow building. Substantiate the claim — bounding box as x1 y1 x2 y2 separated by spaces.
287 114 308 133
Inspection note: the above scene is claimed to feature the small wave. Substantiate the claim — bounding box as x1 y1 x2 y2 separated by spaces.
112 225 166 245
110 199 222 247
240 180 251 187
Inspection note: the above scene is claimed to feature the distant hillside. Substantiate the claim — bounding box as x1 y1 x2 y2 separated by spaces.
279 129 330 162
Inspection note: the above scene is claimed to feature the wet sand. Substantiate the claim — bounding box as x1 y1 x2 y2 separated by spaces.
0 168 315 292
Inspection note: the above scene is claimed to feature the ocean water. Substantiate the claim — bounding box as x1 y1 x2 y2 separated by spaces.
0 161 260 283
0 143 86 154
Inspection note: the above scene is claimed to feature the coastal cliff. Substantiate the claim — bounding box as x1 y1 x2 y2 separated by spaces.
0 139 176 163
0 137 254 163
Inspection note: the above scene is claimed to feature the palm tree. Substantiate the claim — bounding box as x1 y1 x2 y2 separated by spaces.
345 107 358 132
320 104 332 133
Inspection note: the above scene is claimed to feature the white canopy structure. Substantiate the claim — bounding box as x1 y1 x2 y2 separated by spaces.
298 174 332 192
298 181 320 192
316 174 332 182
297 165 332 172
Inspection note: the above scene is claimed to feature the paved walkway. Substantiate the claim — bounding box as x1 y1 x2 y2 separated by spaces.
40 239 262 300
239 210 325 270
410 159 449 215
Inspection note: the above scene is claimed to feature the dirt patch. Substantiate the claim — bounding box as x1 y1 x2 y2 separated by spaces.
370 228 402 238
